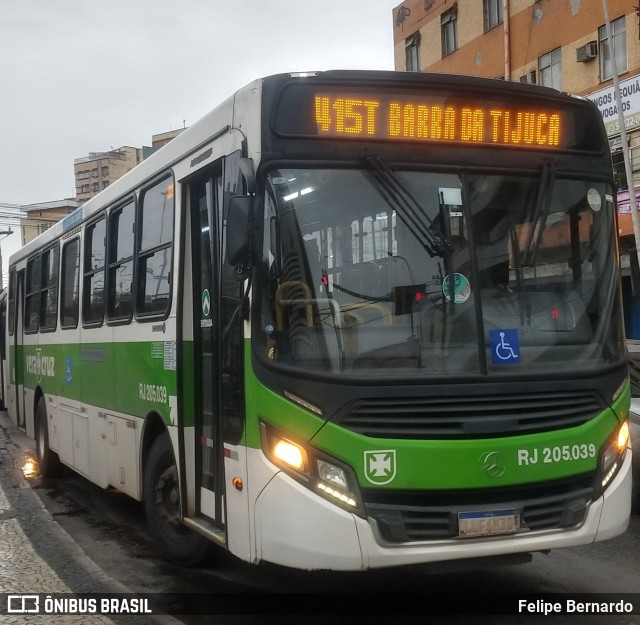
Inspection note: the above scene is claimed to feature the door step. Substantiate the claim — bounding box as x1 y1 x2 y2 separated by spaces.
184 516 226 546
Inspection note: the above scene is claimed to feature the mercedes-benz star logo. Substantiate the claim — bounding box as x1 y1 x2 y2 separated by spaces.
479 451 506 478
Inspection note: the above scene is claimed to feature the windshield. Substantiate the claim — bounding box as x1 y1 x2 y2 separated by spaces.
256 166 624 378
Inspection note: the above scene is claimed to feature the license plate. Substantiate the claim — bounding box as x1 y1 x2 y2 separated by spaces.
458 509 520 538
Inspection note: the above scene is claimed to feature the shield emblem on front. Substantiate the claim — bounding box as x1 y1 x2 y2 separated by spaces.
364 450 397 485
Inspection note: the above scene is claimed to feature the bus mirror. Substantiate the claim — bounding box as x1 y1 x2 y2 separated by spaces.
227 195 254 267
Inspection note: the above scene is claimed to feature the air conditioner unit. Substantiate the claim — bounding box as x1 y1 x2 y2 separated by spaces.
576 41 598 62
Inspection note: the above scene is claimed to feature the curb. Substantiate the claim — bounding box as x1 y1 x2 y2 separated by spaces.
0 411 184 625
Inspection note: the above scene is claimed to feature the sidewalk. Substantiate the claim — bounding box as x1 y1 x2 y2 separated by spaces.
0 411 172 624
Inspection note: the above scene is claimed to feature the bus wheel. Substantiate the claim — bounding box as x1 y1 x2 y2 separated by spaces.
35 398 63 478
143 433 209 566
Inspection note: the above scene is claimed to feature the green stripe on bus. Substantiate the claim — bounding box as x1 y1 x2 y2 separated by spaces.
13 341 178 423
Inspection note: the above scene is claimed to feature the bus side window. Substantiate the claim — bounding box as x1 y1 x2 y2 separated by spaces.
61 239 80 329
136 177 174 317
25 255 41 333
8 268 16 336
40 244 60 332
83 217 106 326
107 200 135 322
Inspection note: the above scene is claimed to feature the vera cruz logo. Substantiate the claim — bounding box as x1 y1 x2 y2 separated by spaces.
364 449 397 485
25 348 55 384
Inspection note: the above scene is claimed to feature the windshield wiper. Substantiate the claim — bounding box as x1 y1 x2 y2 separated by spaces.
362 153 452 258
522 160 556 266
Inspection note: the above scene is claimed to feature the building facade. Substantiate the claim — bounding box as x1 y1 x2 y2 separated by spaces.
20 199 79 247
75 131 186 199
74 146 142 202
142 128 187 160
393 0 640 337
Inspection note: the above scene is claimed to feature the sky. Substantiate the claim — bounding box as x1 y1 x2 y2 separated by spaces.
0 0 398 281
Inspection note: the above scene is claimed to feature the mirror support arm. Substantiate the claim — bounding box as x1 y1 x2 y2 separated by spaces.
240 158 256 194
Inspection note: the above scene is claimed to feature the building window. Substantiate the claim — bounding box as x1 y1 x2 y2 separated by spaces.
405 33 421 72
611 148 627 191
519 70 537 84
539 48 562 91
484 0 502 31
599 16 627 81
441 6 458 57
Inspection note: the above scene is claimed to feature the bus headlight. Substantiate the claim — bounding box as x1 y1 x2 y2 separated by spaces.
260 422 364 516
598 420 630 493
273 438 308 472
317 459 348 489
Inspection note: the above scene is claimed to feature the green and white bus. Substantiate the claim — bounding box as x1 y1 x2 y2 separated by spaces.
6 70 632 570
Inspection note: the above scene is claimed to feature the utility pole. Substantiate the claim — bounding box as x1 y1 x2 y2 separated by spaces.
0 229 14 291
602 0 640 259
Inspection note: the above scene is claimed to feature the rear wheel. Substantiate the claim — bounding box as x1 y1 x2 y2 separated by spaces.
143 432 210 566
35 397 63 477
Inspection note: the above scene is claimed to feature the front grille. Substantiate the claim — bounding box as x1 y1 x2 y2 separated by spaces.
363 474 595 543
337 391 604 439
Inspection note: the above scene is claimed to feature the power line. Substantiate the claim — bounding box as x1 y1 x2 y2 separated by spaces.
0 201 72 211
0 218 55 225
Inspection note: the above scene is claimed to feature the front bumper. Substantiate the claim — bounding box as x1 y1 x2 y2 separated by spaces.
253 451 632 570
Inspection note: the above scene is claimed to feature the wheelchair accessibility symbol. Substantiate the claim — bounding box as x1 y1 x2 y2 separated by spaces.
489 329 521 365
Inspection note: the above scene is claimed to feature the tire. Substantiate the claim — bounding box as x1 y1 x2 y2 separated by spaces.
35 397 63 478
143 433 210 566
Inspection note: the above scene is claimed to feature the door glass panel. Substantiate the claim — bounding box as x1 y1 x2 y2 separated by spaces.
195 180 216 493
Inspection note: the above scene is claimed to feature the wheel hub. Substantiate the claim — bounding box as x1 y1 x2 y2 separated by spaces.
155 465 181 528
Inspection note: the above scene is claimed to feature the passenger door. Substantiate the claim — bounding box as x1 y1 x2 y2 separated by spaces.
188 168 226 530
11 269 26 429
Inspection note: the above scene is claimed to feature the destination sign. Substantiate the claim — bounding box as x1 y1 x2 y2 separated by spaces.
314 93 561 147
271 82 601 152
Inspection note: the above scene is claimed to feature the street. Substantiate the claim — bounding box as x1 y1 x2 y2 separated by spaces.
1 411 639 625
25 470 640 595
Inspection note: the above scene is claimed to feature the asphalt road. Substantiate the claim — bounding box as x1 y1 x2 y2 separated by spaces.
7 420 640 625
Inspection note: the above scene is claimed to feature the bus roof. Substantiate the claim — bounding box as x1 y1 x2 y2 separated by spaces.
10 69 591 266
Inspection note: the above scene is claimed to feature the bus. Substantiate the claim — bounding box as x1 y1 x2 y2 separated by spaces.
0 288 6 410
6 70 632 570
